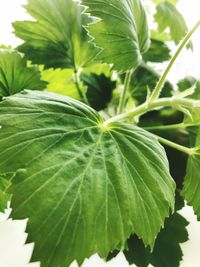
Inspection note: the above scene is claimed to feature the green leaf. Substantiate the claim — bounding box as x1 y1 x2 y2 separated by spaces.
81 72 116 111
0 173 13 212
154 1 188 44
124 212 188 267
183 129 200 218
152 0 179 4
178 77 200 100
129 64 173 103
143 39 171 63
82 0 150 72
41 68 80 99
0 51 47 96
107 194 188 267
83 63 112 77
177 76 197 92
41 66 116 109
13 0 98 69
0 90 175 266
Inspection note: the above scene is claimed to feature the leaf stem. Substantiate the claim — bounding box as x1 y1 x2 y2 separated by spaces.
74 69 89 105
149 19 200 102
144 123 185 131
104 97 200 126
118 70 133 114
144 122 200 131
153 134 196 155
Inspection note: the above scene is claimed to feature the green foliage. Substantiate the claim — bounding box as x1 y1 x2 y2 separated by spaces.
178 76 200 100
154 1 188 44
183 129 200 218
143 39 171 63
82 0 150 71
129 64 173 103
0 173 13 212
41 68 80 99
13 0 98 69
81 72 116 110
152 0 179 4
41 66 116 110
123 212 188 267
0 1 200 266
0 90 175 266
177 76 197 91
0 51 46 96
107 194 188 267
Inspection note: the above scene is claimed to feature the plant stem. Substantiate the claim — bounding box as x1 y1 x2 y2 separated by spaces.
144 123 185 131
118 70 133 114
74 69 89 105
149 20 200 102
144 122 200 131
104 97 200 126
154 134 196 155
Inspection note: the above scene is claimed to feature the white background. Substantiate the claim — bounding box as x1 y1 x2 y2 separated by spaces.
0 1 200 267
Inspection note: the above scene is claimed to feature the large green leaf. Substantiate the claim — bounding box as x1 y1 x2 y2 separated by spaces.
82 0 150 72
0 51 47 96
154 1 188 44
13 0 97 69
0 90 175 266
182 129 200 218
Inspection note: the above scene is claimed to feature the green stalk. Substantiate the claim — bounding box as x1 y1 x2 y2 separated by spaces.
144 122 200 131
149 20 200 102
104 97 200 126
154 134 196 156
118 69 133 114
74 69 89 105
144 123 185 131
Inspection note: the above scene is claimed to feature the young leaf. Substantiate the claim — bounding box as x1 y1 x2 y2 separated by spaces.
82 0 150 72
182 128 200 218
0 51 47 96
0 90 175 267
81 72 116 111
13 0 98 69
154 1 188 44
